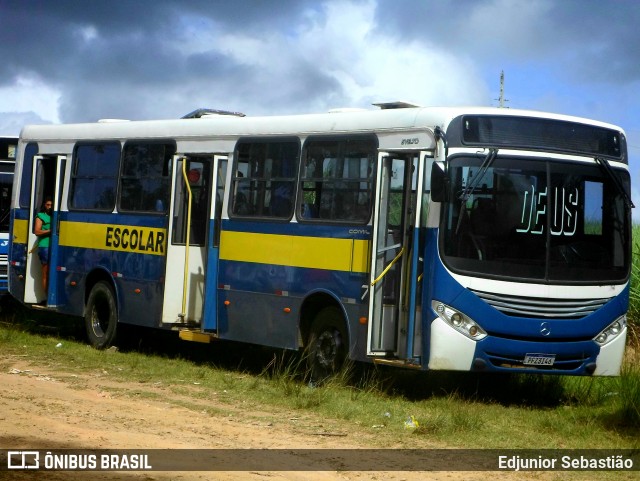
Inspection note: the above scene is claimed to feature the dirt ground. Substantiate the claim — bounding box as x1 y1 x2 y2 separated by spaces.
0 353 590 481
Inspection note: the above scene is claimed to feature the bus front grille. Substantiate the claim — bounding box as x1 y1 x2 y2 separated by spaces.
470 289 611 319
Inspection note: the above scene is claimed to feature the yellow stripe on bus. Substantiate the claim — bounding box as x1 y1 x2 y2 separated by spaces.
18 218 369 270
58 221 167 256
12 219 28 244
220 231 370 273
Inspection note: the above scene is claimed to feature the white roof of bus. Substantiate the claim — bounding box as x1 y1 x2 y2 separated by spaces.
18 106 625 142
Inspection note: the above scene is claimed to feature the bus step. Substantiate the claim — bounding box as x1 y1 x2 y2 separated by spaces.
178 330 216 344
372 358 422 370
30 303 50 310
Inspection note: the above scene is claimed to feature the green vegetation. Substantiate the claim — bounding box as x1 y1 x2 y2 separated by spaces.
1 311 639 454
629 224 640 333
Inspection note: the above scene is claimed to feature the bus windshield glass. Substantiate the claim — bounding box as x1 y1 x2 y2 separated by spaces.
440 155 630 283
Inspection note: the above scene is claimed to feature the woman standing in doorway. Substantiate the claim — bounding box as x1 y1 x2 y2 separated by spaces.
34 198 52 299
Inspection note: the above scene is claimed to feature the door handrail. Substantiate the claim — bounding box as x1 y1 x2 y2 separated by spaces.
179 158 193 321
371 247 404 286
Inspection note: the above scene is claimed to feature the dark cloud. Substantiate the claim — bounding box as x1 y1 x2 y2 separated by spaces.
54 37 343 122
0 0 337 121
547 2 640 83
2 0 640 125
2 0 316 36
374 0 640 85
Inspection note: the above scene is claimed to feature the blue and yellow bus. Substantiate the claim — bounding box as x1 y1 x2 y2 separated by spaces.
0 136 17 294
8 105 632 377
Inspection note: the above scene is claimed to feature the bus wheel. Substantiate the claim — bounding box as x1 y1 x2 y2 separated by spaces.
307 307 347 383
85 281 118 349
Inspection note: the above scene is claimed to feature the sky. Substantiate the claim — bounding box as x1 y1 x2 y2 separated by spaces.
1 0 639 218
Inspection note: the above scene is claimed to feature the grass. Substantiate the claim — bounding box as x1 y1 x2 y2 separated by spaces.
1 314 639 454
629 224 640 333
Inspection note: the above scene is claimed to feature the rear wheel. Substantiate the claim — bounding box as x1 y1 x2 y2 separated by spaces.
307 307 348 383
85 281 118 349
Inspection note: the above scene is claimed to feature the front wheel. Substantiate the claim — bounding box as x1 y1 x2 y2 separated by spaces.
307 307 348 383
85 281 118 349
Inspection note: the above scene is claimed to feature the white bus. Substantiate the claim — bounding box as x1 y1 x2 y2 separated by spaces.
9 105 632 378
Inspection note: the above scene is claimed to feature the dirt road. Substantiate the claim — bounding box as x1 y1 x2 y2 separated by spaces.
0 353 582 481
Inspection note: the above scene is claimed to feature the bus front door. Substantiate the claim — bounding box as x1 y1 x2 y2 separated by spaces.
24 154 66 306
162 155 226 326
367 152 424 362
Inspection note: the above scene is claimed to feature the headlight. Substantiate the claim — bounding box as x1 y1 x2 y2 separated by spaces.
432 301 487 341
593 316 627 346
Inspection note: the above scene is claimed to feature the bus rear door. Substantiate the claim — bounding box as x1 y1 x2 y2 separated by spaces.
162 155 226 327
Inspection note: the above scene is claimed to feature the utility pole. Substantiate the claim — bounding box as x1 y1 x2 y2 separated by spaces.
497 70 509 108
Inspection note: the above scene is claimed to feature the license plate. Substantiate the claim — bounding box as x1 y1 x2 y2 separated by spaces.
523 353 555 366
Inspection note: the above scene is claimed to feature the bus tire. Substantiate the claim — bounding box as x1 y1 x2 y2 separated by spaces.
307 307 347 383
85 281 118 349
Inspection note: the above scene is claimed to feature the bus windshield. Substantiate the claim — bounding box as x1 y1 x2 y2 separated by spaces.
440 155 630 283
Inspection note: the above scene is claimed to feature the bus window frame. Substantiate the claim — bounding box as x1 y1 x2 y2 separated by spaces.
18 143 39 209
68 141 122 213
296 134 378 226
118 139 176 215
229 136 301 222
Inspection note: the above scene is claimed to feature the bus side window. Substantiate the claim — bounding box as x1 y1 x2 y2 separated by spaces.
300 136 376 224
70 142 121 211
120 141 175 213
18 143 39 209
231 139 299 220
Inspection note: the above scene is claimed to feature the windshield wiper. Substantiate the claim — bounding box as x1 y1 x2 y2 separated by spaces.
455 148 498 234
459 148 498 202
595 156 635 209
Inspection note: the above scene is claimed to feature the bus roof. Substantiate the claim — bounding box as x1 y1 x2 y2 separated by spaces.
18 106 625 143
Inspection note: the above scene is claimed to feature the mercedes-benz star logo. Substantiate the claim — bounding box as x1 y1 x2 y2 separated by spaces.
540 322 551 337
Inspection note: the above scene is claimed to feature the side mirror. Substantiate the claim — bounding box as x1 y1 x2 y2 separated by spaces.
430 162 449 202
